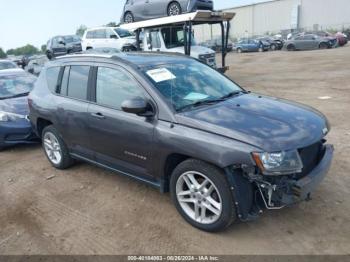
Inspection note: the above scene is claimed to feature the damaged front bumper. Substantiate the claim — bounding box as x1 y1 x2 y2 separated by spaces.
225 144 334 220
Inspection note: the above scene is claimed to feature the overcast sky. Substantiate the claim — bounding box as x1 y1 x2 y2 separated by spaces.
0 0 267 51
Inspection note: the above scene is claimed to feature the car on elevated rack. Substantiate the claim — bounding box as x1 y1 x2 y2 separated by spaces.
121 0 214 23
0 69 38 150
29 52 333 232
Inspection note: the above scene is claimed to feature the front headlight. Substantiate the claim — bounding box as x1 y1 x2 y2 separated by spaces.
0 111 26 122
252 150 303 175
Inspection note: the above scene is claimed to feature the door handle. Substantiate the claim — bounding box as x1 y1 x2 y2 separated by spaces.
91 112 106 119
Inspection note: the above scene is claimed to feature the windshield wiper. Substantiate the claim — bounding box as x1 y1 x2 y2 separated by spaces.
177 98 225 112
220 90 245 100
0 92 30 100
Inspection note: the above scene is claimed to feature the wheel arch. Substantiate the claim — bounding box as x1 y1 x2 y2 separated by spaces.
36 118 53 138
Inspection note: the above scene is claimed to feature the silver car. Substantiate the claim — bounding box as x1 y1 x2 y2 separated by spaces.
121 0 214 23
284 34 335 51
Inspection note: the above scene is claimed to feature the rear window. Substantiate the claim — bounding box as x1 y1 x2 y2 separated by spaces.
46 67 61 93
67 66 90 100
0 61 17 70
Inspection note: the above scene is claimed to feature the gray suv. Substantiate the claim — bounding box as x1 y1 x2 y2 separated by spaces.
29 52 334 232
121 0 214 23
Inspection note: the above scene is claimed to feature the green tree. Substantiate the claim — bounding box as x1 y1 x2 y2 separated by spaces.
76 25 87 37
106 22 118 27
41 44 47 53
6 44 39 56
0 48 6 58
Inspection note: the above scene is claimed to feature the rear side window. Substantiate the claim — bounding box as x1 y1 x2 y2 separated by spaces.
67 66 90 100
46 67 61 92
94 30 106 39
86 31 94 39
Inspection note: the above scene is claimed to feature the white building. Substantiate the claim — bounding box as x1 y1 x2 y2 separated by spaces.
195 0 350 42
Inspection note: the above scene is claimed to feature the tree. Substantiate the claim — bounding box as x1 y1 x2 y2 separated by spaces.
0 48 6 58
41 44 47 53
106 22 118 27
76 25 87 37
6 44 40 56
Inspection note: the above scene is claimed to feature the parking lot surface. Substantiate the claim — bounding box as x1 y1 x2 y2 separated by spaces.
1 46 350 255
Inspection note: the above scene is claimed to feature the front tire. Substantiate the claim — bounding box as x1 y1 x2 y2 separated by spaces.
124 12 134 23
237 48 242 53
170 159 236 232
319 42 329 49
168 2 182 16
42 126 74 170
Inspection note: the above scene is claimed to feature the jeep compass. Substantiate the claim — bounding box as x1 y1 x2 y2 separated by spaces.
28 53 334 232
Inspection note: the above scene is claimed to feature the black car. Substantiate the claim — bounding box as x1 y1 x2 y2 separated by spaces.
29 52 334 232
255 36 284 50
46 35 82 59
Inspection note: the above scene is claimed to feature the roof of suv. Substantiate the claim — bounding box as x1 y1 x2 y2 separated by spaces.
54 52 193 68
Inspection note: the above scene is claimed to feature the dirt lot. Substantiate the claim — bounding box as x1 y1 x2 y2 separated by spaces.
1 46 350 255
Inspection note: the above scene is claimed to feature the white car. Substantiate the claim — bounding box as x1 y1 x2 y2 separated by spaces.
81 27 137 52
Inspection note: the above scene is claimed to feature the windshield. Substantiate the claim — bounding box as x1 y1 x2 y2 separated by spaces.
143 60 243 112
0 61 17 70
0 73 36 99
114 28 134 38
161 27 197 49
63 35 81 43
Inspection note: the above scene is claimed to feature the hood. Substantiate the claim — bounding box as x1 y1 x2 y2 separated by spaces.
0 96 29 115
121 36 137 44
176 93 329 152
168 45 215 58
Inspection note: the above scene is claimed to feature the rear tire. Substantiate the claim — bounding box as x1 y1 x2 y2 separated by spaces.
170 159 236 232
270 44 276 51
258 46 264 52
124 12 134 23
237 48 242 53
42 126 74 170
168 2 182 16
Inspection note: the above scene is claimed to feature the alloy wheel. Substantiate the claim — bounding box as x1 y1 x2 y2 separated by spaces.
168 3 181 16
176 171 222 224
43 132 62 165
124 13 133 23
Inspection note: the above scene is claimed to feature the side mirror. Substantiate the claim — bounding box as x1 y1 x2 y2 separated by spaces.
121 97 154 117
110 35 118 39
59 40 66 45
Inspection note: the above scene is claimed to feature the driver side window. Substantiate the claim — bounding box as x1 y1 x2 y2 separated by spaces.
96 67 145 110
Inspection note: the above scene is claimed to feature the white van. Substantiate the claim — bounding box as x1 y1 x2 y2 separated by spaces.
81 27 137 52
142 26 216 67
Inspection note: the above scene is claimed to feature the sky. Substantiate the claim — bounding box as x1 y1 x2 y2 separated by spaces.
0 0 267 51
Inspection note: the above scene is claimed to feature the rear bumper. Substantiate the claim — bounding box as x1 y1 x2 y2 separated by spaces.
281 144 334 205
0 119 38 148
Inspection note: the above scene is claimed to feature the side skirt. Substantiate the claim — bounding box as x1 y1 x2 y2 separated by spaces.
70 153 161 190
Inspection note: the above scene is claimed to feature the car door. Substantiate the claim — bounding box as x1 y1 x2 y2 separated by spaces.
53 64 94 159
92 29 108 48
130 0 147 20
144 0 168 18
105 28 122 49
87 64 156 179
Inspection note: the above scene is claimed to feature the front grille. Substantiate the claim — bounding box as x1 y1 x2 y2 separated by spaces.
297 141 324 178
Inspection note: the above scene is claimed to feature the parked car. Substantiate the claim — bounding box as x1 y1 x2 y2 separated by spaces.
255 36 284 50
284 34 335 51
29 52 333 232
25 55 49 76
81 27 137 52
121 0 214 23
46 35 82 59
235 39 270 53
0 60 18 70
0 69 38 150
200 38 234 52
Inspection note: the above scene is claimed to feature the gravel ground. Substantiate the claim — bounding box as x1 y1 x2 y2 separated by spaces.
1 46 350 255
